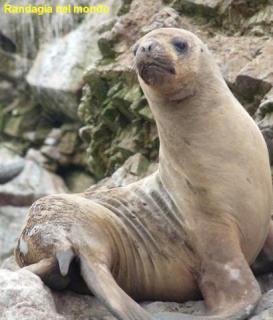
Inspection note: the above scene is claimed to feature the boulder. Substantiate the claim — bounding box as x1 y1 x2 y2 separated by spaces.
0 0 91 59
167 0 232 16
244 5 273 36
251 290 273 319
0 48 31 82
0 159 67 206
26 1 122 120
0 146 25 184
64 169 95 193
0 206 28 263
0 269 65 320
206 35 265 86
253 89 273 165
235 40 273 102
86 153 157 192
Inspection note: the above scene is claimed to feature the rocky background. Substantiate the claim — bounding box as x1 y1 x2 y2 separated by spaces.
1 0 273 319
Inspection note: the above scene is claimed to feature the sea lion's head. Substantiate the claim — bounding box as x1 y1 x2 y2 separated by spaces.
133 28 208 103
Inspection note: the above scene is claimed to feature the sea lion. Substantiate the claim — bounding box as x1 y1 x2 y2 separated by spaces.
15 28 273 320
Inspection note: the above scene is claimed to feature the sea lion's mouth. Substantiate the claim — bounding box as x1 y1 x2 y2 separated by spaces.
137 60 176 85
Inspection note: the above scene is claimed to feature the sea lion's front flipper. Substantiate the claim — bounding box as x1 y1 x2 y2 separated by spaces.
79 254 154 320
155 229 261 320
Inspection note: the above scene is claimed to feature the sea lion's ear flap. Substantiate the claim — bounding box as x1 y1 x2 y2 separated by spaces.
23 257 56 277
56 247 75 277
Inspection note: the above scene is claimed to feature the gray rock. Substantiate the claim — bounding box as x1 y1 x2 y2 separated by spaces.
0 206 28 263
235 40 273 101
0 269 65 320
0 159 67 206
0 80 17 105
25 148 57 172
250 290 273 319
0 146 25 184
0 48 31 82
206 35 265 86
110 153 155 187
254 89 273 165
26 0 122 120
0 0 88 59
87 153 158 193
255 89 273 128
169 0 232 16
1 256 19 271
64 169 96 193
245 5 273 36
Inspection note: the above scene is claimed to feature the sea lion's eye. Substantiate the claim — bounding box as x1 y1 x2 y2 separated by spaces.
133 44 139 56
172 38 188 54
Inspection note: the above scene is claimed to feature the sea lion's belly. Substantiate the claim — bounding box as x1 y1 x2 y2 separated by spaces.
86 173 198 301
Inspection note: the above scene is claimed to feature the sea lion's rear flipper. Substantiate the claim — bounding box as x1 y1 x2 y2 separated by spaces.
79 253 154 320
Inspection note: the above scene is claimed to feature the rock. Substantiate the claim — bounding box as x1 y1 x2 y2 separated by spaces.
235 40 273 105
0 269 65 320
1 256 19 271
245 5 273 36
0 206 28 263
25 148 57 172
145 300 205 316
254 89 273 165
87 153 158 192
250 290 273 319
53 291 115 320
79 65 158 178
258 273 273 294
64 169 95 193
0 146 67 262
250 309 273 320
0 158 67 206
0 80 17 105
0 146 25 184
3 100 42 138
167 0 232 17
0 48 31 82
255 89 273 128
111 153 152 186
166 0 271 36
0 0 90 59
40 125 88 169
26 2 122 120
206 35 265 86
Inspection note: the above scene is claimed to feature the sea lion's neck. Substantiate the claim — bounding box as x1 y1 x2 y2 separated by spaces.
145 73 238 208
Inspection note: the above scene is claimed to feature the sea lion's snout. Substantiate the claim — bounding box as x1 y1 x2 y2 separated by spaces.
134 38 175 86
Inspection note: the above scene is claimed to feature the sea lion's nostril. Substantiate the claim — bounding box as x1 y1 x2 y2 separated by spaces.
140 40 157 54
